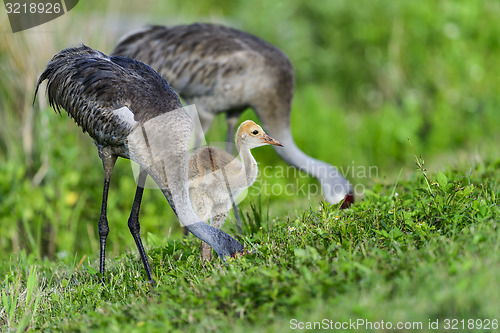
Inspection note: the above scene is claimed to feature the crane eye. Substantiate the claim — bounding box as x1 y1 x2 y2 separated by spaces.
252 130 259 135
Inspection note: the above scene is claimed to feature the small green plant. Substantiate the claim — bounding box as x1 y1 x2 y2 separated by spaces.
408 138 490 232
239 195 271 235
1 264 42 332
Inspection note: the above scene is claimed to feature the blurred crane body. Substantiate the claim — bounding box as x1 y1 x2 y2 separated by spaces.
112 23 354 206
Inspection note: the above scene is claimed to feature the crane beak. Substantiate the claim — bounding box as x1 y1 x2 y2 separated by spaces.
262 133 283 147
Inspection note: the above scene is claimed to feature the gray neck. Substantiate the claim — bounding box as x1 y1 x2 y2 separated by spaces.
269 127 352 204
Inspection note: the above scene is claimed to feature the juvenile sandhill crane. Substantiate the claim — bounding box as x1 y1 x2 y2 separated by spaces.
34 45 244 285
112 23 354 207
189 120 282 260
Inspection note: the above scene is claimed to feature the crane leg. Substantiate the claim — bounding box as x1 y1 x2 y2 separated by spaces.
128 168 156 285
225 110 242 153
200 212 229 262
200 241 212 262
200 211 231 261
98 151 117 277
193 110 214 149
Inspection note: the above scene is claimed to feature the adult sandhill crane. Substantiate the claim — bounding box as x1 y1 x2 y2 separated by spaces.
189 120 282 261
34 45 244 285
111 23 354 207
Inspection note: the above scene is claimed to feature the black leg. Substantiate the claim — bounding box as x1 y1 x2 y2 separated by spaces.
98 151 116 277
232 201 243 234
98 178 111 275
128 169 156 285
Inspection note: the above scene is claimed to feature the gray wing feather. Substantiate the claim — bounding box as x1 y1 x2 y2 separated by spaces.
35 45 183 146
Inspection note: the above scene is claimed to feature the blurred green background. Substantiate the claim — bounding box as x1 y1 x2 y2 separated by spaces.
0 0 499 262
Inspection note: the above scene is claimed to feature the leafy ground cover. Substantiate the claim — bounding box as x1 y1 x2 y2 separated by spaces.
1 160 498 332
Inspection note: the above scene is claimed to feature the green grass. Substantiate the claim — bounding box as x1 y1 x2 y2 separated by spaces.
1 160 498 332
1 0 500 331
